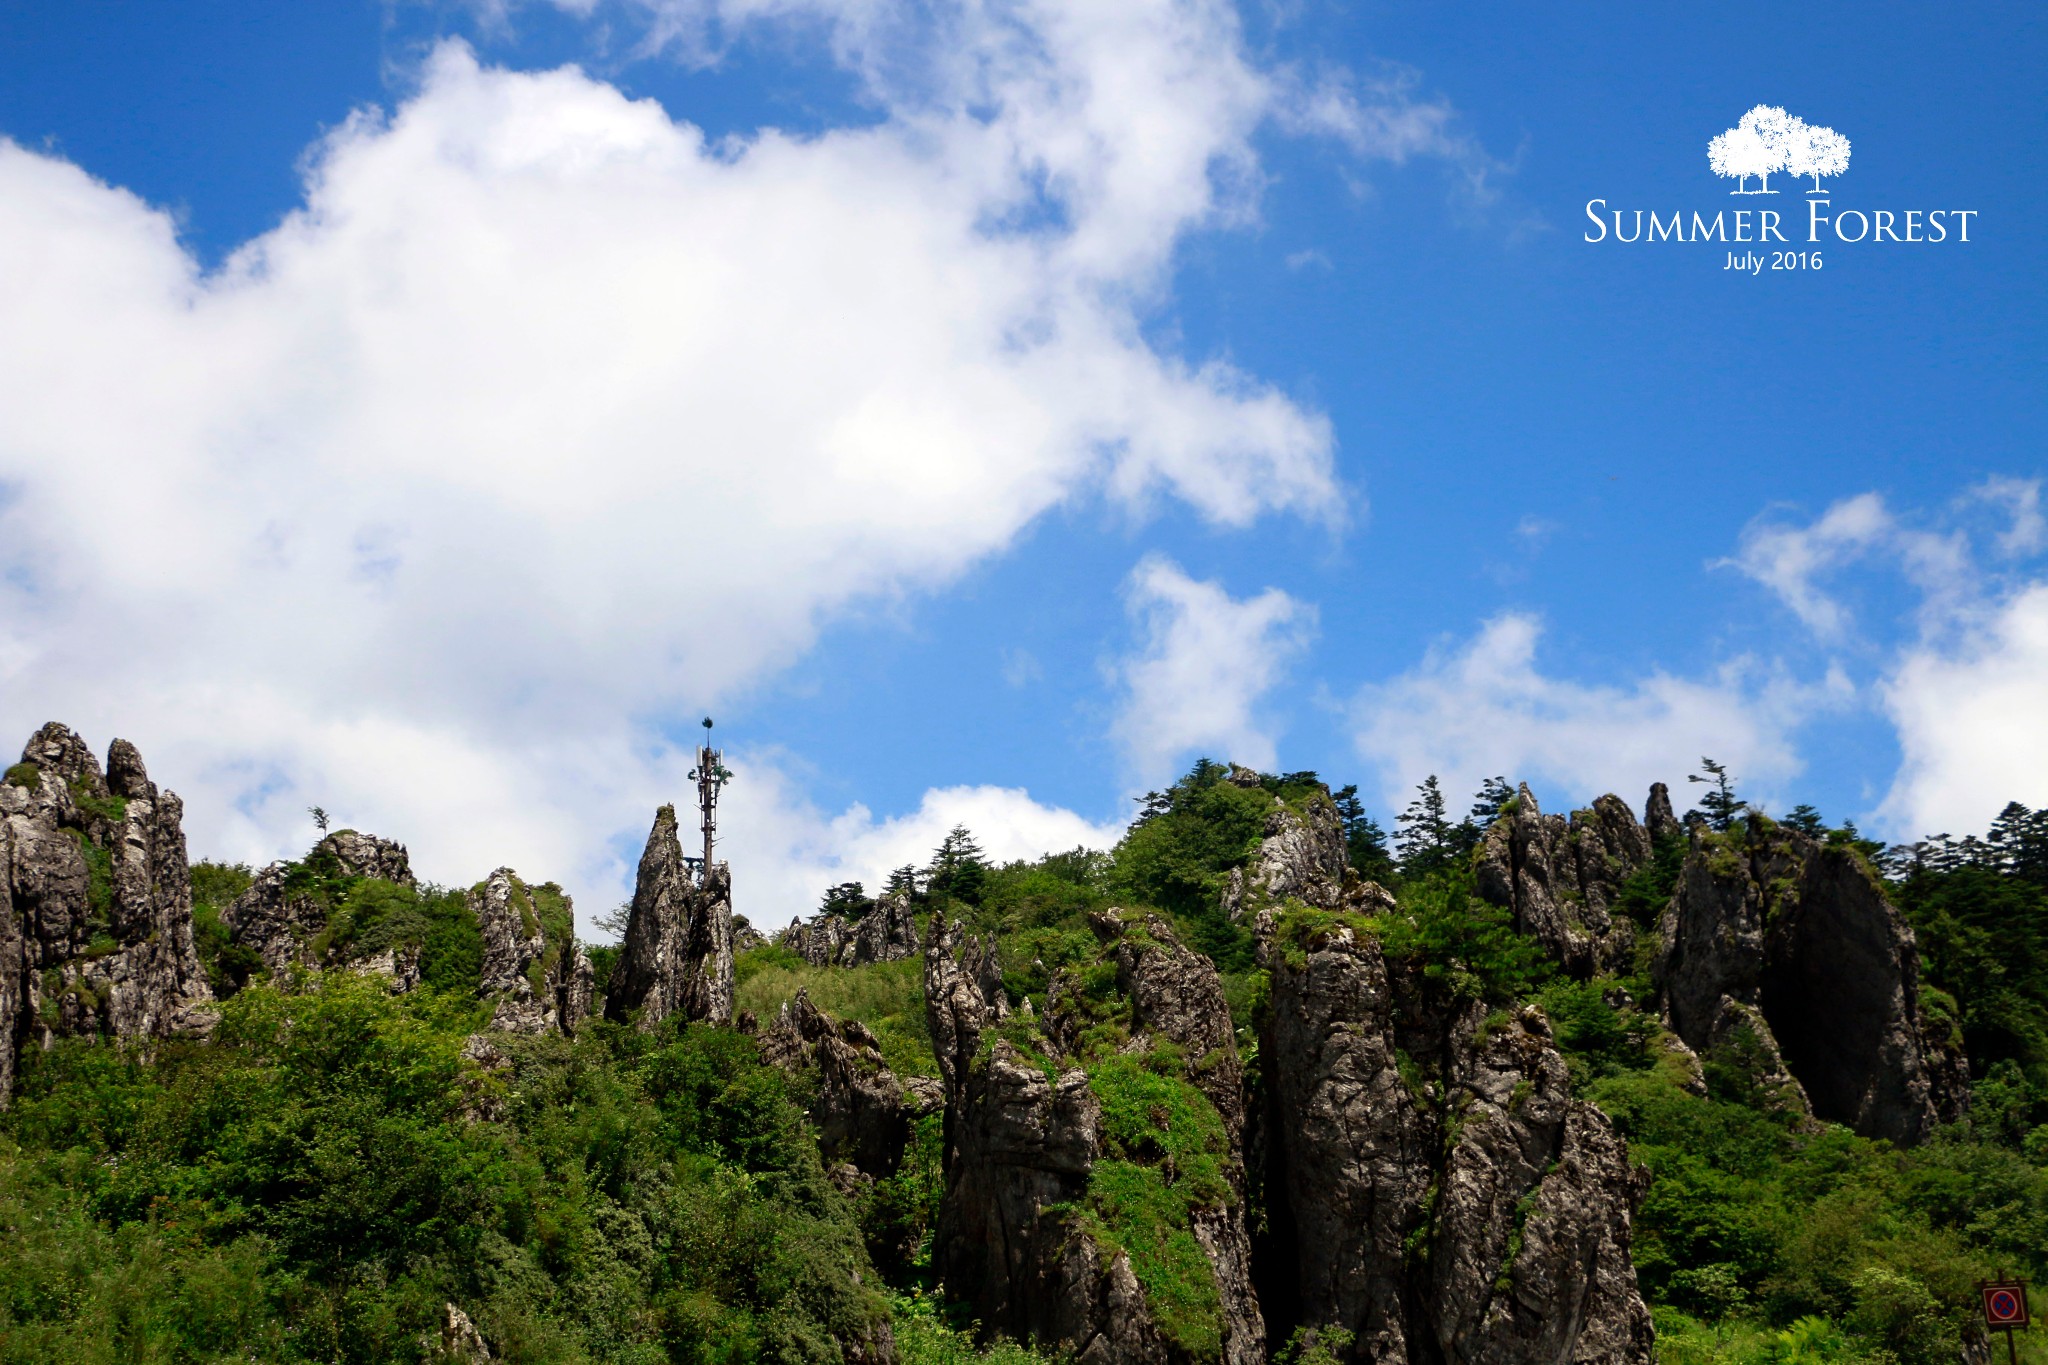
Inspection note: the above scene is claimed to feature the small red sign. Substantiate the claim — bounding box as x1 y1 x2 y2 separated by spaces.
1983 1282 2030 1329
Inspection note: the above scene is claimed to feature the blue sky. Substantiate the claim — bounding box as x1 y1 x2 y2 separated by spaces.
1 1 2042 926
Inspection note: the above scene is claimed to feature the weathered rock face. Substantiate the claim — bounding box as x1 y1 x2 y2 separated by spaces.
605 805 734 1028
321 829 416 886
1655 821 1967 1144
1474 786 1655 978
782 912 851 967
1223 792 1350 921
222 830 417 981
1260 912 1654 1365
929 910 1265 1365
925 915 994 1123
1644 782 1684 847
0 725 215 1104
1221 788 1392 925
758 990 930 1183
471 869 593 1036
781 893 922 968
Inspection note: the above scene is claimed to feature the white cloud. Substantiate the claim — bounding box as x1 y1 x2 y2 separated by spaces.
715 759 1127 933
1348 613 1837 819
1722 492 1894 638
1967 476 2046 557
1717 483 2048 839
1877 583 2048 840
1110 555 1315 786
0 5 1398 922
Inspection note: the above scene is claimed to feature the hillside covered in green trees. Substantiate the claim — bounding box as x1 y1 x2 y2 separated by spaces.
0 728 2044 1365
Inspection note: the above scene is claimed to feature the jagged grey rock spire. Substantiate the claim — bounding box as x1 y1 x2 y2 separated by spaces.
605 804 733 1028
0 724 215 1105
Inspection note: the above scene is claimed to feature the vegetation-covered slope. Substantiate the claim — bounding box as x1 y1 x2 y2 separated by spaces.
5 734 2047 1364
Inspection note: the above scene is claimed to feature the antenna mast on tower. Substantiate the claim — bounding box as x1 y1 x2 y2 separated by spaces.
689 717 731 880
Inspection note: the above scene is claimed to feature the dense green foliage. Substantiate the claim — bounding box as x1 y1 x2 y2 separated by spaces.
0 974 894 1364
16 763 2048 1364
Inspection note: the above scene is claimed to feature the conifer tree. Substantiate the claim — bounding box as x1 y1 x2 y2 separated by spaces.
1333 784 1396 883
1783 804 1826 836
1468 777 1515 828
926 824 989 905
820 882 870 918
1687 757 1747 831
1396 775 1459 877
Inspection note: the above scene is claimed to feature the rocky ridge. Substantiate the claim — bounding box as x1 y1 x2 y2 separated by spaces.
1473 785 1660 978
756 989 941 1189
472 868 595 1036
779 891 922 968
1258 909 1654 1365
1220 773 1395 924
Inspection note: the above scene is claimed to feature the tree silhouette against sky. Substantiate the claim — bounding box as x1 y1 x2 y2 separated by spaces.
1708 123 1774 193
1708 105 1847 195
1787 122 1851 192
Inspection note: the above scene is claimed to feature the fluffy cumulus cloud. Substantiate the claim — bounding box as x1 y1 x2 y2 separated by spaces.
1348 613 1837 819
1879 584 2048 839
1110 555 1315 786
0 0 1472 923
717 762 1127 932
1727 481 2048 839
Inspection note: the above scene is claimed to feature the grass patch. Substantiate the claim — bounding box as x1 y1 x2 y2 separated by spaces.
735 952 935 1077
1073 1050 1232 1357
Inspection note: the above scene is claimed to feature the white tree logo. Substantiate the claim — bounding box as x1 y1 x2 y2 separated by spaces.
1707 105 1850 194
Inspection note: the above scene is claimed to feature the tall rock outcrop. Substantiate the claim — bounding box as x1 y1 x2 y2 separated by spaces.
928 909 1265 1365
1654 820 1967 1144
1473 786 1656 977
1260 910 1654 1365
605 805 734 1028
781 892 922 968
0 725 215 1104
471 868 594 1036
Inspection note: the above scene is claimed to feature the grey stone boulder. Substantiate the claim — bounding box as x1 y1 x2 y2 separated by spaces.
929 910 1264 1365
1473 786 1653 977
471 868 592 1036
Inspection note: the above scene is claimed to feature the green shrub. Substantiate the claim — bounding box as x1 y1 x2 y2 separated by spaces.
0 975 893 1363
2 762 38 790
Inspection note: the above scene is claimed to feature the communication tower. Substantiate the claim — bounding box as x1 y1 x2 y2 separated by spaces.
688 716 732 881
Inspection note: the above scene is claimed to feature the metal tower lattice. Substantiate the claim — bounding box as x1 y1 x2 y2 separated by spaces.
689 716 732 880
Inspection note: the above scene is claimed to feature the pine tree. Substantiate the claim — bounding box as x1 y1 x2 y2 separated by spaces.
1988 801 2048 885
926 825 989 906
1687 758 1747 831
820 882 871 919
884 865 924 901
1468 777 1515 828
1396 776 1459 877
1332 784 1396 883
1783 804 1826 836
